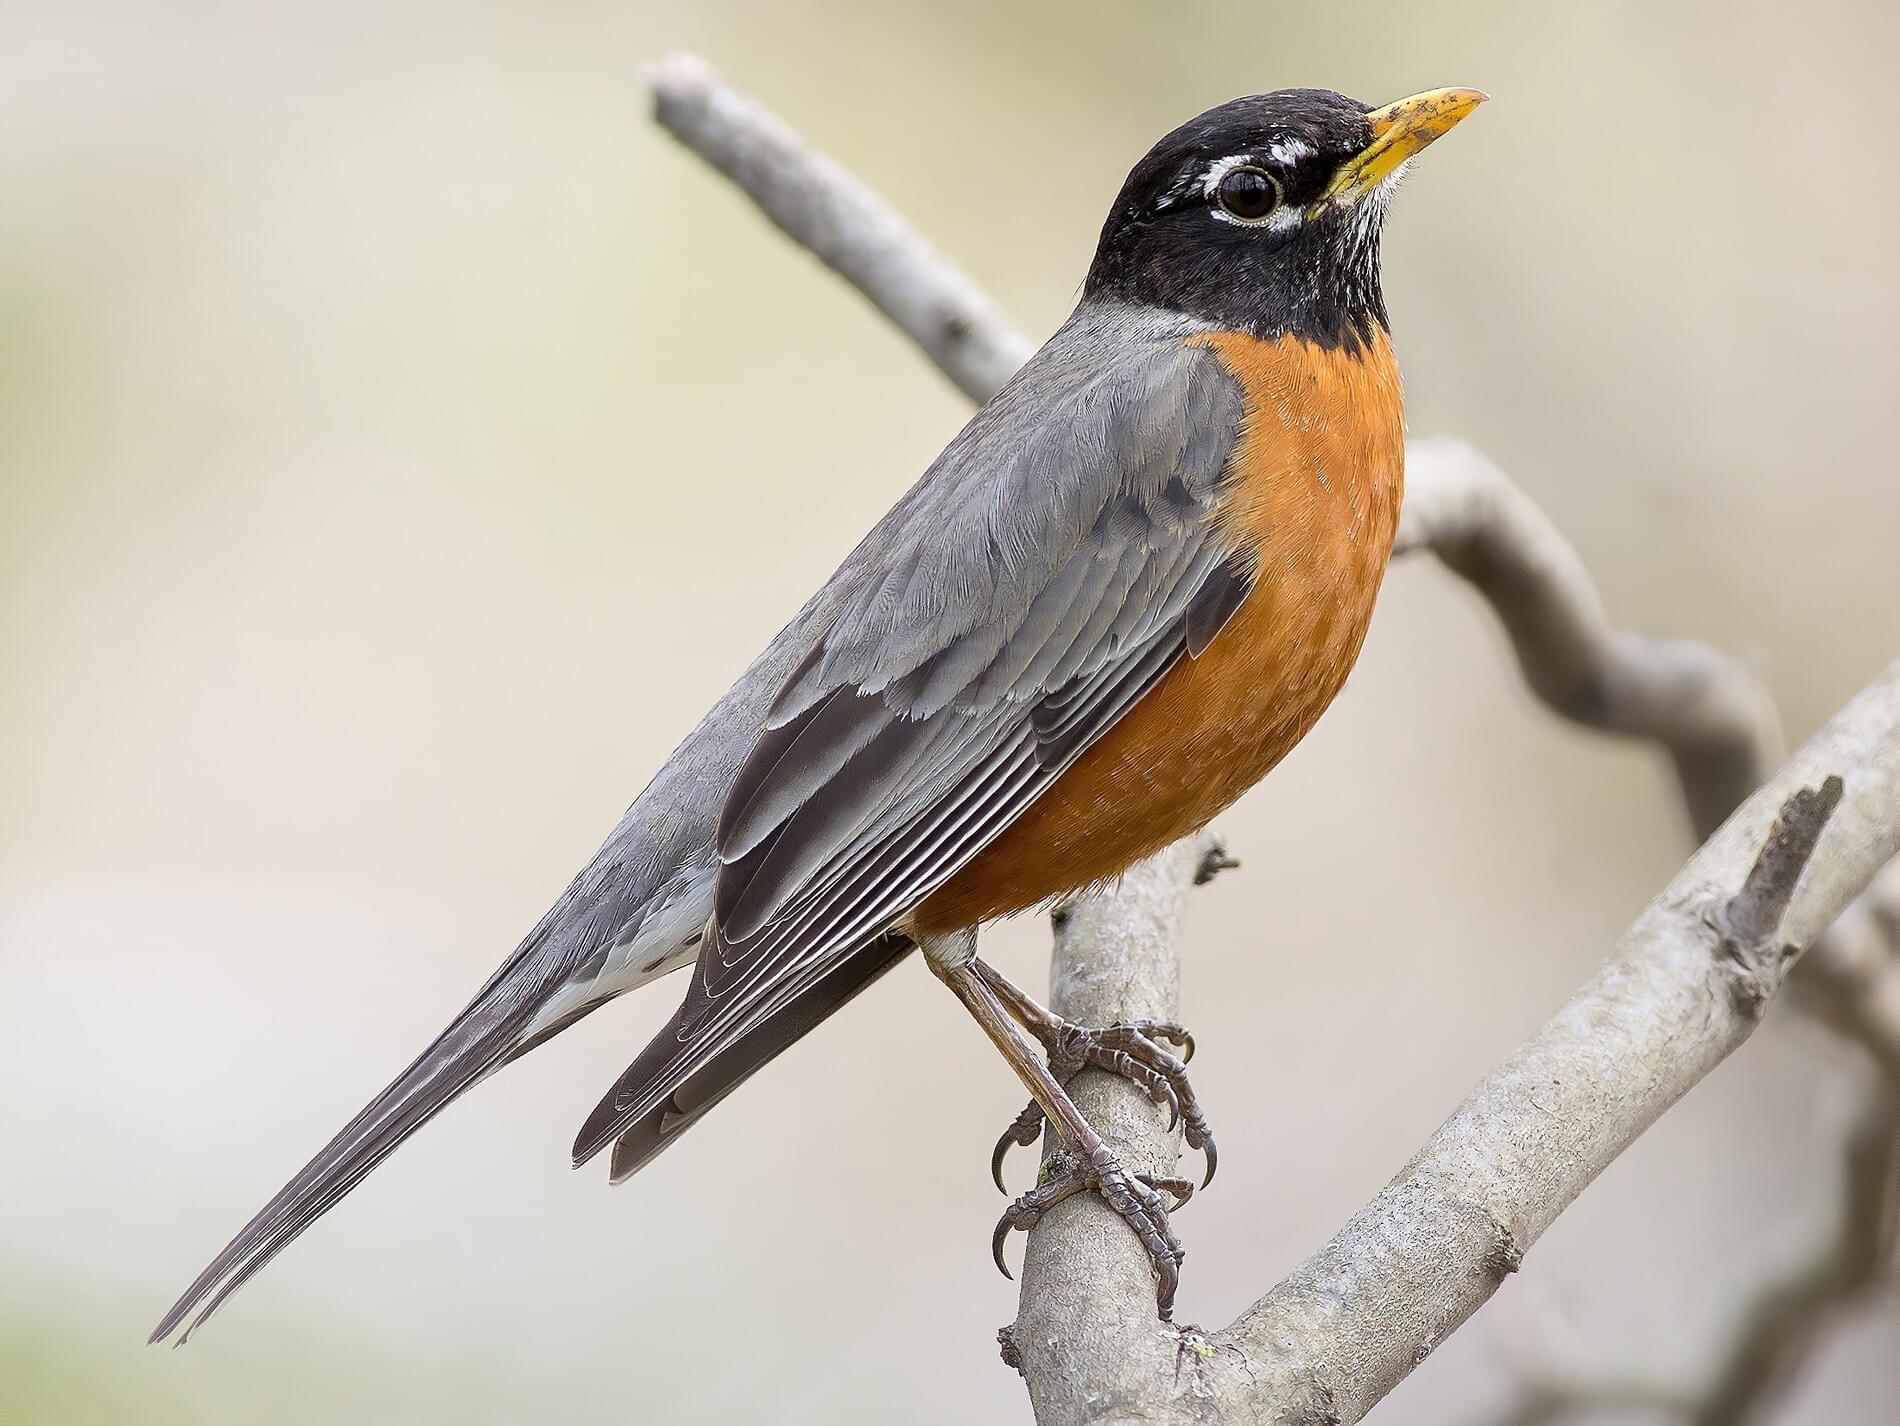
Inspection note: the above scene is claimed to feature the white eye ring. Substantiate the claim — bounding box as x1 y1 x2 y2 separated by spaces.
1208 164 1283 225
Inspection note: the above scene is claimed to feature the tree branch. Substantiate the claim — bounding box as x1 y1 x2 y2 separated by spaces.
1395 439 1784 842
1396 439 1900 1073
646 53 1031 404
642 54 1900 1424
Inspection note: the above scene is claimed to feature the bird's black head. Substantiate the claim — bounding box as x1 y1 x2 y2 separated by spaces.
1085 87 1483 352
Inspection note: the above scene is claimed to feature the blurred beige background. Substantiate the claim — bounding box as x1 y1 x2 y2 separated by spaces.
4 1 1897 1422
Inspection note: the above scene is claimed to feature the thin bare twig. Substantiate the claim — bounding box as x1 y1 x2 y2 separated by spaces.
646 53 1030 403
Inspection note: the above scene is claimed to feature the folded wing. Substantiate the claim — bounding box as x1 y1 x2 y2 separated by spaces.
574 308 1249 1164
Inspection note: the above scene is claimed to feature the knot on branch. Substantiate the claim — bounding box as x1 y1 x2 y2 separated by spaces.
1709 776 1844 1015
937 308 974 350
1487 1221 1527 1281
998 1324 1025 1375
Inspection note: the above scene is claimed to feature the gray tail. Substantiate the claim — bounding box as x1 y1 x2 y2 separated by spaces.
585 935 913 1182
150 944 577 1346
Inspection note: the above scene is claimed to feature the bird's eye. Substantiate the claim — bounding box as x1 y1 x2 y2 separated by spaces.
1215 166 1281 222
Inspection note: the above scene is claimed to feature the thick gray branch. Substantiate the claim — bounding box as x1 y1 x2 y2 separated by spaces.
642 54 1900 1425
1205 684 1897 1426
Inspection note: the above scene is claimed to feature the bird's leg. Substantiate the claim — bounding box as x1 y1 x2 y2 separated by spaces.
921 930 1189 1318
974 956 1216 1192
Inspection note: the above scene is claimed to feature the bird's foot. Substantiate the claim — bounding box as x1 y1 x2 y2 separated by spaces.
989 1017 1215 1192
991 1145 1194 1316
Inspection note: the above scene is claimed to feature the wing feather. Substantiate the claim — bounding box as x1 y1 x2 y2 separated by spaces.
573 306 1251 1166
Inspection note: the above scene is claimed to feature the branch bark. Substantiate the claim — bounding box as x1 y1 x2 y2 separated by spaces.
643 54 1900 1424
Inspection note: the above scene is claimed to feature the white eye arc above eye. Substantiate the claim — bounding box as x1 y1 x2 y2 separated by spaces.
1199 153 1255 200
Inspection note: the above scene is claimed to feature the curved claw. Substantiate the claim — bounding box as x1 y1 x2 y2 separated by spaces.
990 1131 1015 1195
1135 1019 1194 1063
990 1161 1187 1318
991 1213 1015 1280
1157 1078 1181 1132
991 1101 1045 1192
1199 1137 1219 1189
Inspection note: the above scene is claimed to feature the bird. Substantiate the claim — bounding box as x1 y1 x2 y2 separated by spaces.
152 82 1483 1342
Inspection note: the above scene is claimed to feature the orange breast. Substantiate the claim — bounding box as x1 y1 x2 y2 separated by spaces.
909 327 1405 935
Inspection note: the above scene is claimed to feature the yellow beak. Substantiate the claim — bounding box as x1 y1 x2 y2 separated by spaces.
1322 87 1487 202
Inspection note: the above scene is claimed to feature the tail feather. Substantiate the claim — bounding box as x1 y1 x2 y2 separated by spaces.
152 900 904 1342
150 955 570 1345
570 930 912 1177
603 935 912 1183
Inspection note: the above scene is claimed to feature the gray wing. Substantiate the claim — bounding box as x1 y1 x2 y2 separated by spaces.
573 304 1249 1162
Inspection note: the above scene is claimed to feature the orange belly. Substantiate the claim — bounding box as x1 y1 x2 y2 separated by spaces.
910 327 1404 935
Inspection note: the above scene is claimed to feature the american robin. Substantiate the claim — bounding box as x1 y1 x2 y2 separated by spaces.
153 83 1483 1340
